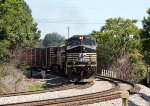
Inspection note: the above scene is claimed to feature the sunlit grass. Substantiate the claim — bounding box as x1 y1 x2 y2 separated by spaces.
28 84 44 91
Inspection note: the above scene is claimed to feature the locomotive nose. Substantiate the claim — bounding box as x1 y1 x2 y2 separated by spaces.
78 53 86 62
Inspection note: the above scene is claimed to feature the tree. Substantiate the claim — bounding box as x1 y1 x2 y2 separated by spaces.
0 0 40 62
92 18 140 67
0 0 40 47
141 8 150 65
92 17 147 83
42 32 65 47
35 39 43 47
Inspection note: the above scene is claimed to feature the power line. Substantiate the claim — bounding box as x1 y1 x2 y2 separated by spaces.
28 5 148 10
36 21 142 25
36 19 106 22
35 19 143 23
34 18 143 25
39 22 105 24
35 19 105 24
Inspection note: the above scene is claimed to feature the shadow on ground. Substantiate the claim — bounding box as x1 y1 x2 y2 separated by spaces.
43 74 70 89
128 92 150 106
24 69 70 90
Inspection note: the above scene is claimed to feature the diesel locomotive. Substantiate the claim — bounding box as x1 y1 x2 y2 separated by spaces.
26 35 97 82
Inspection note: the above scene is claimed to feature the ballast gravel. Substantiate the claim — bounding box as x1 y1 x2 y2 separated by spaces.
82 84 150 106
0 79 112 105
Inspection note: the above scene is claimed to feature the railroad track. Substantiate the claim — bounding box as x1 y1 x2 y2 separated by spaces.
98 76 140 93
1 76 140 106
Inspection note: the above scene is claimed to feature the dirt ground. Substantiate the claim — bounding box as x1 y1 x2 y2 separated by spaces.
0 66 69 94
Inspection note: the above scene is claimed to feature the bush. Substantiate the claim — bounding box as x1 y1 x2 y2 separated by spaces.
18 64 27 72
132 61 147 83
0 40 10 62
0 63 7 78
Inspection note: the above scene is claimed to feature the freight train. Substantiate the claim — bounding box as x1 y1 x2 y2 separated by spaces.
26 35 97 82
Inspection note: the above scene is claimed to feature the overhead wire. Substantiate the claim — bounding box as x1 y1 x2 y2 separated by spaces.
35 19 142 25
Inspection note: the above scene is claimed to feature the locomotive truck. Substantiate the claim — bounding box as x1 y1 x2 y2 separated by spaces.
26 35 97 82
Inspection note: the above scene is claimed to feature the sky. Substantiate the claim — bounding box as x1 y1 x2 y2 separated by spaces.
25 0 150 39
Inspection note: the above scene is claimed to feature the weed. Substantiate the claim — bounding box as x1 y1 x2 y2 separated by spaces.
28 84 43 91
18 63 27 72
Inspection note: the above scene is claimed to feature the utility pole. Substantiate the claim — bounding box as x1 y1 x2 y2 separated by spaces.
67 26 70 38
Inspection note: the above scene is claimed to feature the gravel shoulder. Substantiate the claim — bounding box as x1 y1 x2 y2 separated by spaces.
82 84 150 106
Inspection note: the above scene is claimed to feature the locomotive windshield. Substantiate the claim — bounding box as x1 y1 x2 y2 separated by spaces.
82 39 96 46
66 37 96 46
67 39 81 46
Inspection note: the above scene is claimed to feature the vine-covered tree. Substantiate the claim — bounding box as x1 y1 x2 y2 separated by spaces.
92 17 147 83
42 32 65 47
141 8 150 65
0 0 40 62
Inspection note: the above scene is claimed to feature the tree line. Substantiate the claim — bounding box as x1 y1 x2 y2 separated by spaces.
42 32 65 47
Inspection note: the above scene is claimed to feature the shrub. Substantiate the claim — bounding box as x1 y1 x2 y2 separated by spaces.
132 61 147 83
18 63 27 72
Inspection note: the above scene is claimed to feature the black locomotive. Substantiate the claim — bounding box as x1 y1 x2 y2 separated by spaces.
26 35 97 82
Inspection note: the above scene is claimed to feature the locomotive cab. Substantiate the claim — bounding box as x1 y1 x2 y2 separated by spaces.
65 35 97 82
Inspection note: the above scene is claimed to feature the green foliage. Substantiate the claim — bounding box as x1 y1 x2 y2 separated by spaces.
0 0 40 62
141 8 150 65
0 40 9 62
0 69 8 78
0 0 40 47
0 64 7 78
128 49 143 63
34 39 43 48
28 85 43 91
132 61 147 83
18 63 27 72
128 49 147 83
92 17 147 83
92 17 140 68
42 32 65 47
